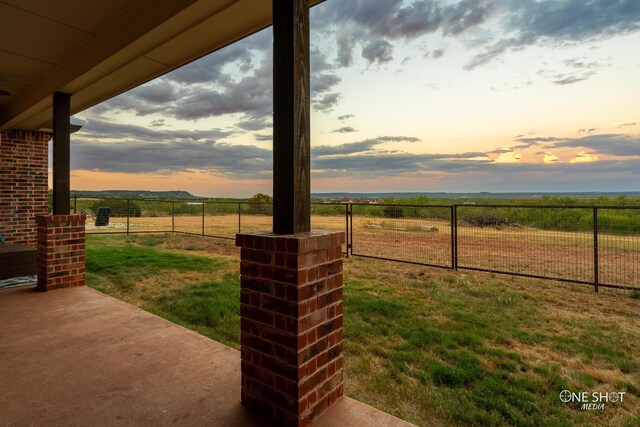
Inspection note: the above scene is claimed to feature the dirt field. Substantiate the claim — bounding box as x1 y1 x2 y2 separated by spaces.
85 213 640 289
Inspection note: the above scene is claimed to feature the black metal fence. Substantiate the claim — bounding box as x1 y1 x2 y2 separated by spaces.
349 203 639 292
77 197 640 292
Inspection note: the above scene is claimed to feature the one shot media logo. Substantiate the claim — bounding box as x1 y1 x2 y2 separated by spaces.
559 390 626 411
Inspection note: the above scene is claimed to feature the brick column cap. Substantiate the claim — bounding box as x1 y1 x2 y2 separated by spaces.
36 214 86 226
236 230 345 253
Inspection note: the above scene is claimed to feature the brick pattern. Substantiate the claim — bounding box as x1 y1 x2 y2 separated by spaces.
0 129 50 247
36 215 86 291
236 230 345 427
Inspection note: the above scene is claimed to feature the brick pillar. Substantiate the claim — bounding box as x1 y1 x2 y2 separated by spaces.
236 231 345 427
36 214 86 292
0 129 50 246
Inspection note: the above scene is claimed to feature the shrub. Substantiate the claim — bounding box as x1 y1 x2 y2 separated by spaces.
246 193 272 215
383 205 404 218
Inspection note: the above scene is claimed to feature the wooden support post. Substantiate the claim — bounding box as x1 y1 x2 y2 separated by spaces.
53 92 71 215
272 0 311 234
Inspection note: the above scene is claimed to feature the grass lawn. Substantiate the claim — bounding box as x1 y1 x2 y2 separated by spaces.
86 233 639 427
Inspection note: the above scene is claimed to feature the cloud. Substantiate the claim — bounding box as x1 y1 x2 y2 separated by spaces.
465 0 640 70
494 151 522 163
74 118 233 142
332 126 357 133
362 40 394 64
543 152 560 164
237 117 271 131
553 133 640 157
313 93 341 112
570 151 599 163
314 136 421 157
338 114 355 121
313 0 489 66
619 122 637 128
311 73 342 95
72 139 271 178
550 70 597 86
254 133 272 142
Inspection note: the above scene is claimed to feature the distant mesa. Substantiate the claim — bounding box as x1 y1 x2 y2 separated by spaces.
69 190 198 199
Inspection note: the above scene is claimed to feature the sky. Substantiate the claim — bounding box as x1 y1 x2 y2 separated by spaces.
66 0 640 197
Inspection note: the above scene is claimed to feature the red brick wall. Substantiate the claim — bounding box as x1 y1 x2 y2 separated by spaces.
0 129 50 247
236 231 345 427
36 214 86 291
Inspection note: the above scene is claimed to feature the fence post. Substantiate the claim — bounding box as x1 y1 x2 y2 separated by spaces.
172 201 175 234
593 207 599 292
73 195 77 214
349 203 353 256
345 203 349 258
202 202 205 237
451 205 458 270
238 203 242 233
126 199 130 236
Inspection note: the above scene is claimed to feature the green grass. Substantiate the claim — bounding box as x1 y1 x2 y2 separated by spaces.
85 234 640 427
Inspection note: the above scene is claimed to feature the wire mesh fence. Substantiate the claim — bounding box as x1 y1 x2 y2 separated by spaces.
455 205 595 284
76 196 640 291
597 207 640 289
350 203 452 268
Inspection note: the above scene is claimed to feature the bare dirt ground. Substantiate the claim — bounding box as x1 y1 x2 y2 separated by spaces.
85 214 639 289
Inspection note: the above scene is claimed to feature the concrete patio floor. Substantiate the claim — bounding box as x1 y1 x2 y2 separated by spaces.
0 286 413 427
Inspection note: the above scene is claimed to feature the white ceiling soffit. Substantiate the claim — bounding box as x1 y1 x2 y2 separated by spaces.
0 0 323 131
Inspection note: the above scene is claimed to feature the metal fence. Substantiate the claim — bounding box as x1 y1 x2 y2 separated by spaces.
76 196 349 251
77 197 640 292
350 203 640 292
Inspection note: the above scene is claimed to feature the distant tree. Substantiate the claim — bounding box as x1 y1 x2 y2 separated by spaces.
246 193 273 215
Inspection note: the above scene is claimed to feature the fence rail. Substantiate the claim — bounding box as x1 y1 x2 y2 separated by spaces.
76 197 640 292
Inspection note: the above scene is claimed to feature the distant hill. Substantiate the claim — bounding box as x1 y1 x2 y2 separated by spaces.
311 191 640 200
70 190 199 199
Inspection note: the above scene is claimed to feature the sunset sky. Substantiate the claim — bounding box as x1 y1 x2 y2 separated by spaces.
66 0 640 197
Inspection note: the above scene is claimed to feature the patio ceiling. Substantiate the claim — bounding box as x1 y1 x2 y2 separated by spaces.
0 0 322 131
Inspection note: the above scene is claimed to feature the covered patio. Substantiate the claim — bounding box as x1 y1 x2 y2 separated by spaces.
0 285 410 426
0 0 414 425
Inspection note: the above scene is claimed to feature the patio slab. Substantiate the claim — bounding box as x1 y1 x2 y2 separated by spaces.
0 286 413 427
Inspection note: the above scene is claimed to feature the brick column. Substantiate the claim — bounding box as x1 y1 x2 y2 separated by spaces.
0 130 50 246
236 231 345 426
36 214 86 292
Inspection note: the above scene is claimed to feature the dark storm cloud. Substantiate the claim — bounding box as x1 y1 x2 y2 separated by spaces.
165 44 251 84
465 0 640 69
313 0 490 66
313 93 341 112
362 40 394 64
129 82 180 104
254 133 272 142
170 58 273 121
72 139 271 177
312 74 341 95
332 126 357 134
515 136 561 144
312 152 491 177
553 134 640 157
74 118 233 142
312 149 640 180
314 136 421 156
237 117 271 132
